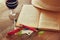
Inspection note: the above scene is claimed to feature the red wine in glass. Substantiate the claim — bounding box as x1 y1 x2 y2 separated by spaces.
6 0 18 9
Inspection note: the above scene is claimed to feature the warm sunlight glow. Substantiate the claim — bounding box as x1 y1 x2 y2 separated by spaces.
0 0 6 5
0 0 5 3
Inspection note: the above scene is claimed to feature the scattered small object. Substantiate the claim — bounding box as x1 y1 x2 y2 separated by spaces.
20 24 38 32
38 31 45 35
16 31 22 36
7 24 37 36
16 30 33 36
7 27 23 36
22 30 33 35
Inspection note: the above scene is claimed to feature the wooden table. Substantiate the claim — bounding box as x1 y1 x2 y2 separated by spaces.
1 30 60 40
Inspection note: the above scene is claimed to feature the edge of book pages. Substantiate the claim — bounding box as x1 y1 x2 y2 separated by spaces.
38 11 60 31
16 5 60 31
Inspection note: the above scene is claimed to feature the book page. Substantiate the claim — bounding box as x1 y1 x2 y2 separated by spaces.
38 11 60 30
16 5 40 28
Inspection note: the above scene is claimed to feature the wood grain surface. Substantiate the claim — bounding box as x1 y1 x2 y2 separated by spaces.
1 30 60 40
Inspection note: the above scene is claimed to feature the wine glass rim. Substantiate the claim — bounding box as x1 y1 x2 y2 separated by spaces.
6 1 18 4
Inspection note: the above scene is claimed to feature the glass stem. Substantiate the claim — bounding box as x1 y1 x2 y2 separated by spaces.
11 9 16 29
14 17 16 28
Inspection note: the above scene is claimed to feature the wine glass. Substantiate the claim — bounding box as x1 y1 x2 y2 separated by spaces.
6 0 18 28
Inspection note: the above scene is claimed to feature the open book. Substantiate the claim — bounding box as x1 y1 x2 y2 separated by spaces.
16 5 60 31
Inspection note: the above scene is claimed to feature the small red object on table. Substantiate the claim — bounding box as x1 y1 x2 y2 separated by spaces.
7 24 37 36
